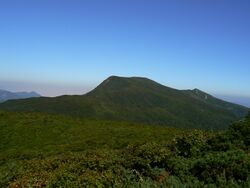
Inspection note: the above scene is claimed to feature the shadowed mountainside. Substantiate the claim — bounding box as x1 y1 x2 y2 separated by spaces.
0 76 248 129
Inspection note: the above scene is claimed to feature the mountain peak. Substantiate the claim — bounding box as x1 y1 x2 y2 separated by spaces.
0 89 40 103
106 75 121 80
193 88 206 93
191 88 210 96
99 76 151 86
106 75 150 81
185 88 211 101
92 75 164 95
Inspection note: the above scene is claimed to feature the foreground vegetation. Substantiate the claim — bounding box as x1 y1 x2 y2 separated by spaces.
0 111 249 187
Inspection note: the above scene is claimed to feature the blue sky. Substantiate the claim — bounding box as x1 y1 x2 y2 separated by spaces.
0 0 249 105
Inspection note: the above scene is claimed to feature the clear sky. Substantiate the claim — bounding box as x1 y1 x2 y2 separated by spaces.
0 0 249 104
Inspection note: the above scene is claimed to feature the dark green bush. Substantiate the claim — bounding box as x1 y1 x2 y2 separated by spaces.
1 112 250 187
191 150 250 183
228 120 250 148
171 130 208 157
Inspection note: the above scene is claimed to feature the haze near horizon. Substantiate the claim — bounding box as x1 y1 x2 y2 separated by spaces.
0 0 249 105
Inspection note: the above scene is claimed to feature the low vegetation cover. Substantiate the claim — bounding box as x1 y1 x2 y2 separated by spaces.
0 111 249 187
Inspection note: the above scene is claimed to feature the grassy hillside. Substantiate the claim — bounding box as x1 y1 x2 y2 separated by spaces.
0 111 184 161
0 76 248 130
0 111 185 187
0 111 249 187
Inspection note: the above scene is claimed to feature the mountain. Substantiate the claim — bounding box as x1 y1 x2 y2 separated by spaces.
0 76 248 129
184 89 247 117
0 89 40 103
213 94 250 108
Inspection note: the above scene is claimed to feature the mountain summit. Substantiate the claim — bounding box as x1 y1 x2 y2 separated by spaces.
0 76 248 129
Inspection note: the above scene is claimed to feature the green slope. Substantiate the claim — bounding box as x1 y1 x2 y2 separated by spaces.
0 111 184 187
1 111 249 187
184 88 248 117
0 76 248 129
0 111 184 161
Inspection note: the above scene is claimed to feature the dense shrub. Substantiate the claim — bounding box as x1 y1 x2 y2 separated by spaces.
1 112 250 187
228 120 250 149
171 130 208 157
191 150 250 183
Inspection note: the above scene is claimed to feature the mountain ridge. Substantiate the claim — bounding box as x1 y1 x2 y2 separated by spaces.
0 76 248 129
0 89 40 103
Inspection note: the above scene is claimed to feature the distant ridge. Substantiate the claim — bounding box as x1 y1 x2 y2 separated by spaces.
184 88 248 117
0 89 40 103
0 76 248 129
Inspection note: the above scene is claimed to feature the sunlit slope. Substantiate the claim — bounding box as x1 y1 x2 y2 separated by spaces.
0 111 184 160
